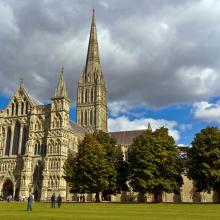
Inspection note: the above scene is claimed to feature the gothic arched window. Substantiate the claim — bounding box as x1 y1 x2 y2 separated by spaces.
26 102 29 114
34 143 38 155
81 90 84 103
85 111 87 126
91 89 93 103
5 128 11 156
21 102 24 115
90 110 93 125
34 141 41 155
85 89 88 102
81 111 84 126
15 102 19 115
12 122 20 155
21 126 28 155
11 103 14 116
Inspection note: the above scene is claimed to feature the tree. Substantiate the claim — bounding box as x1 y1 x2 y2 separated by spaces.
188 126 220 202
94 131 129 196
63 131 129 202
129 127 183 202
64 134 111 202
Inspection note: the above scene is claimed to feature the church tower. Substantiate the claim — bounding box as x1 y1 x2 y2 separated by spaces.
77 9 108 132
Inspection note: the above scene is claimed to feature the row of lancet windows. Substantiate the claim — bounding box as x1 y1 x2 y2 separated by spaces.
4 122 28 156
48 139 61 154
48 176 60 188
7 101 29 116
34 142 45 156
80 87 95 104
49 159 60 170
0 161 16 172
80 110 95 126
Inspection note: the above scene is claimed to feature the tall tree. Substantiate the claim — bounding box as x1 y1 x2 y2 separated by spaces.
94 131 129 195
129 127 183 202
64 134 111 202
64 131 129 202
188 126 220 202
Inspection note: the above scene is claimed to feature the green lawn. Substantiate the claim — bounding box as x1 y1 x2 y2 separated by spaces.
0 202 219 220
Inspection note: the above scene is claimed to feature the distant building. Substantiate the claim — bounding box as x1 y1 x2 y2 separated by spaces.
0 10 218 202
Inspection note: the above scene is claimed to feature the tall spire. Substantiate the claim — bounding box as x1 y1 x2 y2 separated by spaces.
54 67 69 99
85 9 101 73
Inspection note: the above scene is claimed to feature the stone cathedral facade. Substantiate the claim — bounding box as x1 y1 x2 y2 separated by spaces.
0 10 218 203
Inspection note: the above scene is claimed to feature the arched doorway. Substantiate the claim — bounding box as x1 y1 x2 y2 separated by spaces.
2 179 14 199
33 161 44 201
34 188 40 201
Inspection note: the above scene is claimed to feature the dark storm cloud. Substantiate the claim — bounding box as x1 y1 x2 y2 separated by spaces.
0 0 220 107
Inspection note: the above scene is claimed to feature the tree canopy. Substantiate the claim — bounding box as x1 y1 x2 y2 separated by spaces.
63 131 128 202
129 127 183 202
188 126 220 197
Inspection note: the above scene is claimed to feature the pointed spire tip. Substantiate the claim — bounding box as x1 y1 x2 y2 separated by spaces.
61 66 64 75
20 78 24 86
53 67 69 99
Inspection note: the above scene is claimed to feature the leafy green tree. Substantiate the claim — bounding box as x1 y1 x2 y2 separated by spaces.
94 131 129 195
63 152 76 191
64 131 129 202
188 126 220 201
129 127 183 202
64 134 111 202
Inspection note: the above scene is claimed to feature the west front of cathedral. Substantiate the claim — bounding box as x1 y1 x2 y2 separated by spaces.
0 11 218 203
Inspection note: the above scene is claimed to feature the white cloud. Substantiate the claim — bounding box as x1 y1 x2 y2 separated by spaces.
179 123 192 131
176 66 218 97
0 2 19 35
1 0 220 108
108 116 180 141
109 101 129 117
193 101 220 123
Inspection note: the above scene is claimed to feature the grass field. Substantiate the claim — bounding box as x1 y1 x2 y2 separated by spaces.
0 202 219 220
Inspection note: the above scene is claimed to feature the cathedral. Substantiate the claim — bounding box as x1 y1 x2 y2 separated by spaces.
0 10 218 202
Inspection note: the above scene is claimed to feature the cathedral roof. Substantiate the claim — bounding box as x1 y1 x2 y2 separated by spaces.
69 121 87 135
110 130 146 146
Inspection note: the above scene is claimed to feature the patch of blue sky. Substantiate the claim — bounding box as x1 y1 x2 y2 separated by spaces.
0 94 10 109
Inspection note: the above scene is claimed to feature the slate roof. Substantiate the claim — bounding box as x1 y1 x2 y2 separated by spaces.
69 121 87 135
110 130 146 146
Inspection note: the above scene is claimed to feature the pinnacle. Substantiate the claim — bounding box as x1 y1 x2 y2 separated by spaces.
54 67 69 99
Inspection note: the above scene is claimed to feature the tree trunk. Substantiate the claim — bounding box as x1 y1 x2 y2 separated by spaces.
95 190 100 202
154 192 162 203
138 192 147 203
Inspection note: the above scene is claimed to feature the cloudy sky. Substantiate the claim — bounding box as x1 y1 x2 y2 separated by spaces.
1 0 220 145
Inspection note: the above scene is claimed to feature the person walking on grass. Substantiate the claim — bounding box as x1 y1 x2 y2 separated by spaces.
27 194 33 211
51 193 56 208
57 194 62 208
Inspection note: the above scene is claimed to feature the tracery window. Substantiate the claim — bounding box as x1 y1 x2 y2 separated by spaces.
85 111 87 126
15 102 19 115
12 121 20 155
21 102 24 115
11 103 14 116
5 128 11 156
91 88 93 102
85 89 88 102
26 102 28 114
81 111 84 125
90 110 93 125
